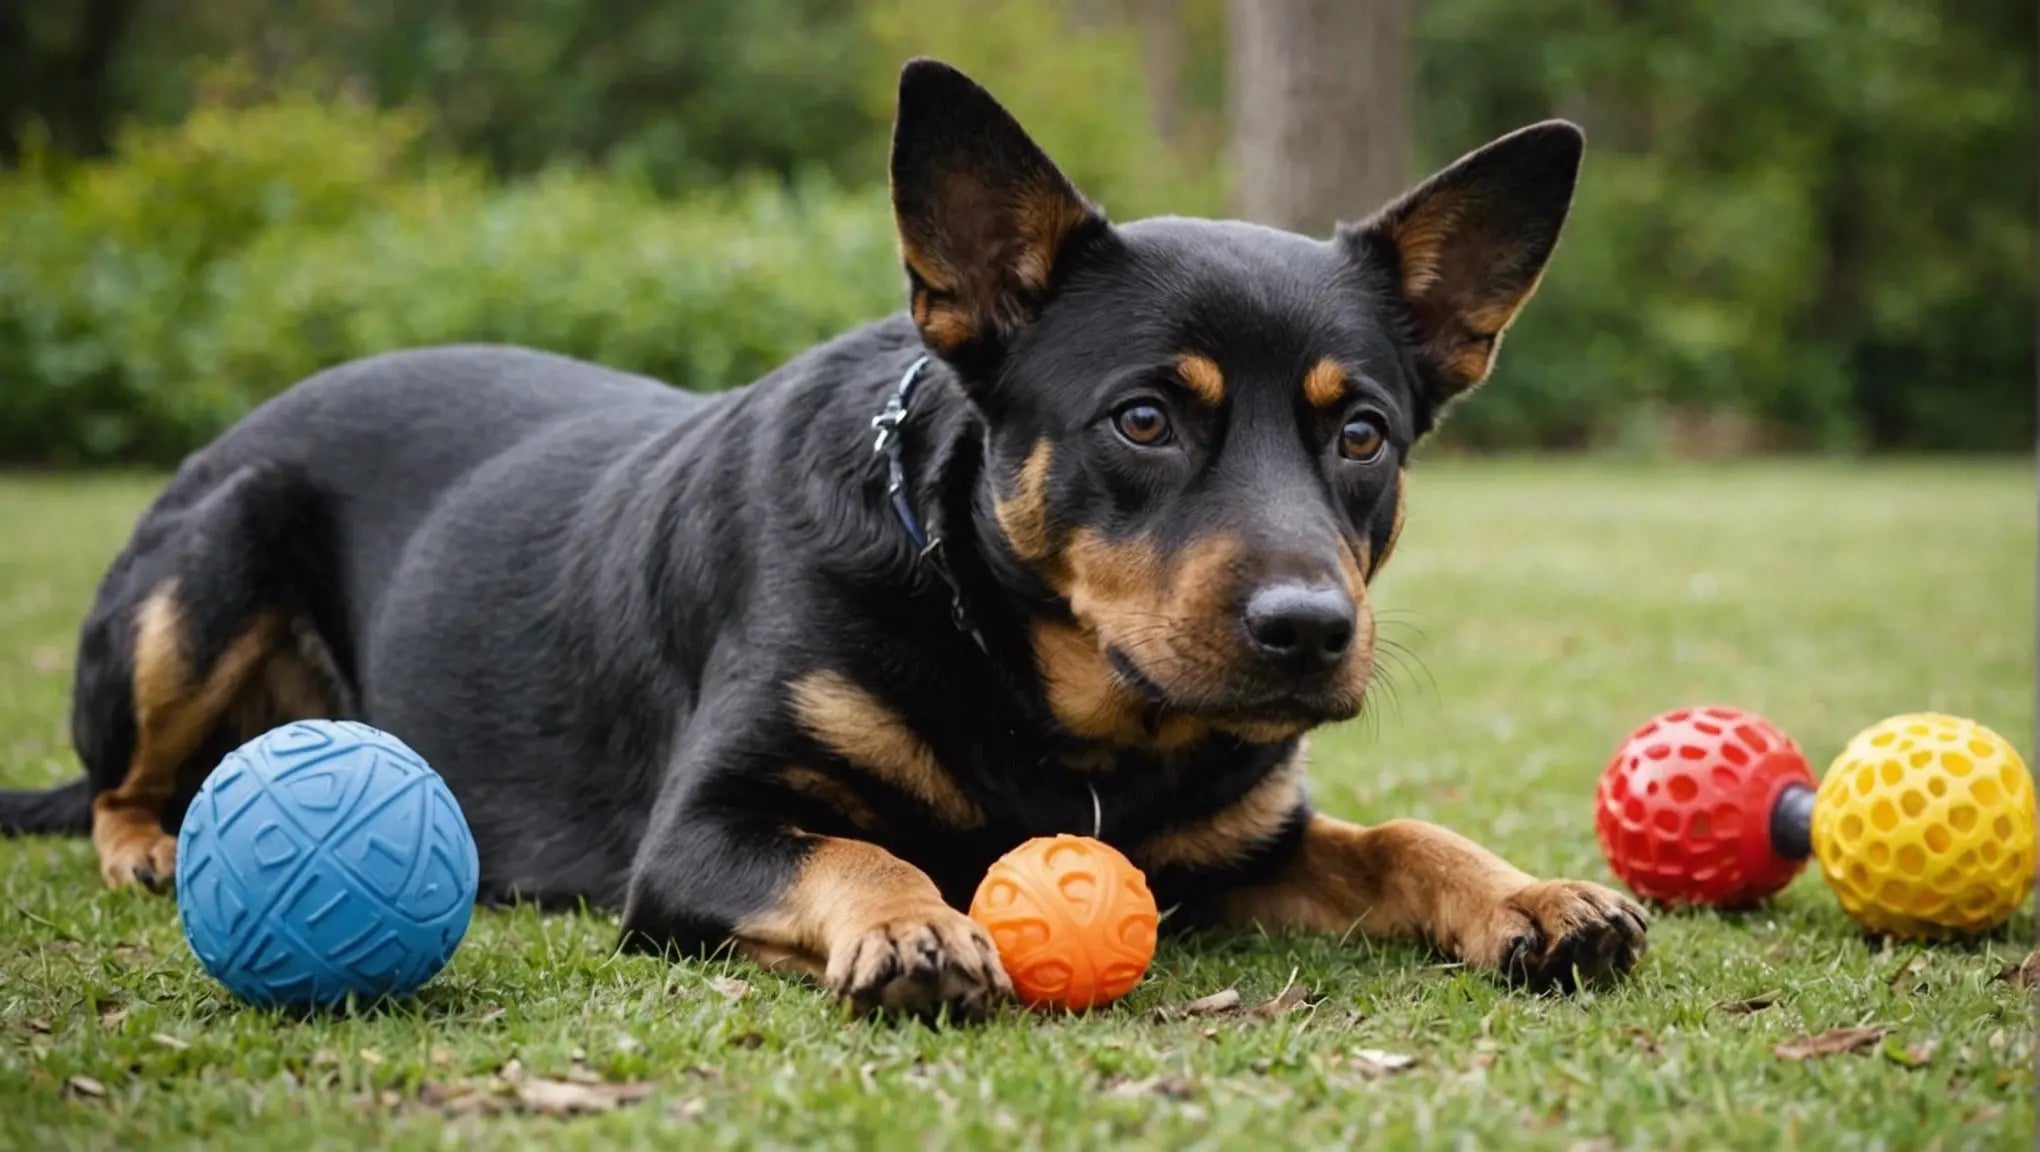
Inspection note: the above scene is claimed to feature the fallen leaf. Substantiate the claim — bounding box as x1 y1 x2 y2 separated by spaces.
1966 1104 2007 1125
1255 985 1314 1018
1992 952 2040 988
151 1033 189 1051
667 1098 707 1121
498 1058 526 1084
96 1006 127 1030
515 1078 654 1116
1177 988 1242 1017
1107 1074 1197 1100
66 1075 106 1099
1351 1048 1417 1077
1772 1026 1890 1061
430 1046 453 1067
358 1049 385 1066
563 1065 603 1086
1197 1027 1220 1041
711 977 750 1001
311 1049 340 1068
1625 1027 1660 1054
24 1019 51 1034
1716 992 1778 1014
729 1032 765 1050
1883 1038 1936 1068
419 1081 507 1117
1886 953 1928 991
471 1005 507 1025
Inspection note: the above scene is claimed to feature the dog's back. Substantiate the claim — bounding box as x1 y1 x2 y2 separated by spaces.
29 345 707 890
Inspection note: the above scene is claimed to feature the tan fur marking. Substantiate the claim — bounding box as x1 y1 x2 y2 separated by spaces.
1372 472 1408 578
1175 354 1226 407
991 441 1055 562
921 302 977 352
1301 358 1349 409
733 835 955 976
1030 620 1208 753
900 239 954 294
790 671 984 829
781 765 883 833
1440 340 1497 389
1390 192 1466 301
1012 178 1090 292
1333 541 1378 706
1220 813 1648 985
897 169 1089 352
1220 812 1533 961
733 835 1010 1012
95 586 288 888
1138 747 1308 870
1030 533 1341 751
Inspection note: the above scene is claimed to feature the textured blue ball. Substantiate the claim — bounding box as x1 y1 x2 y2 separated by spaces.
175 720 479 1007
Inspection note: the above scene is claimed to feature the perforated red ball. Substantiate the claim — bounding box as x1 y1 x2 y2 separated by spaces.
1595 706 1816 907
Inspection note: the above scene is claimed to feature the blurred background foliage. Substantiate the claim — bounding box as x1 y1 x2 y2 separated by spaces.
0 0 2030 464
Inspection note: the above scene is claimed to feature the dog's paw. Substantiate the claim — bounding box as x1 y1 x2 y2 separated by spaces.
1476 879 1647 992
100 832 178 894
824 905 1013 1019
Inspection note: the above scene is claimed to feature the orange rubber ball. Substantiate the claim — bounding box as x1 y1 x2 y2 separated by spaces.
969 834 1158 1011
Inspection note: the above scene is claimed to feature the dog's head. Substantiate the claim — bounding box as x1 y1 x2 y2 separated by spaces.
890 60 1580 748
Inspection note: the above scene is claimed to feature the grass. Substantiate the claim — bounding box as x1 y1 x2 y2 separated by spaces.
1 460 2033 1151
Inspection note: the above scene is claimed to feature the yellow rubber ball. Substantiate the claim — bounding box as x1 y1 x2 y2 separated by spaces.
1811 713 2035 938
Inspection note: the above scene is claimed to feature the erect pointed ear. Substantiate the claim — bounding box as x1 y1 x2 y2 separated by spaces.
1341 121 1583 409
889 58 1109 378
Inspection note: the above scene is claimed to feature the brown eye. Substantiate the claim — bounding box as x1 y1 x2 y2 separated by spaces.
1114 403 1173 447
1339 416 1387 462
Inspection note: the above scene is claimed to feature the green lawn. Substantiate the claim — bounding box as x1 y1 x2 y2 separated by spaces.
1 462 2033 1151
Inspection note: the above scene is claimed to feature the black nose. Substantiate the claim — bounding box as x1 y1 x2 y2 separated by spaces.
1243 583 1356 672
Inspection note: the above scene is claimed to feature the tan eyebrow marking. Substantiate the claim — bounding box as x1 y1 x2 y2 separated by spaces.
1303 357 1348 408
1175 354 1226 406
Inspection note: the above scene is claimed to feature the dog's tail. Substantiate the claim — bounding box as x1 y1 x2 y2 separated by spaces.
0 776 92 836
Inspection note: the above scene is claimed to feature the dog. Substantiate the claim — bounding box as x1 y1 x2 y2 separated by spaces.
0 59 1645 1015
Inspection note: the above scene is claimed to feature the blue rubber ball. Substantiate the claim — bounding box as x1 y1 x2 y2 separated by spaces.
176 719 479 1007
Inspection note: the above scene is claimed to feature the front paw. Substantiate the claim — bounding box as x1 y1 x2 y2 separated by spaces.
1474 880 1648 991
825 906 1014 1019
100 832 178 893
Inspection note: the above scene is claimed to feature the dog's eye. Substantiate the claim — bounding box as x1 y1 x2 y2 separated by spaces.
1114 403 1173 447
1338 416 1387 462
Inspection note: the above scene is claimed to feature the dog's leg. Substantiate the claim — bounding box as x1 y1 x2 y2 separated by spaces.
623 814 1010 1017
92 586 281 891
1220 813 1647 990
78 463 344 892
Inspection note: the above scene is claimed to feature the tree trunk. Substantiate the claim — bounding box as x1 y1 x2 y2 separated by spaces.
1226 0 1409 235
1128 0 1189 147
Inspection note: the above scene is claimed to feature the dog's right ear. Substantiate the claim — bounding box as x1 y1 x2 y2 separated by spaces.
890 58 1109 380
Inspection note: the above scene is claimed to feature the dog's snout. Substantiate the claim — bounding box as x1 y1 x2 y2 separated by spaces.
1243 583 1355 672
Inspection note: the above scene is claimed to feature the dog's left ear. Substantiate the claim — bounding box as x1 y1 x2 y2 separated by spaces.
890 58 1109 379
1341 122 1583 412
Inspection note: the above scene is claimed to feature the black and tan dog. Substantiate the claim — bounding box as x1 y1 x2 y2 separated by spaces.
1 60 1644 1015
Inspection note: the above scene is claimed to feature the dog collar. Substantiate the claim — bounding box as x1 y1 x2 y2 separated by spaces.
872 355 990 654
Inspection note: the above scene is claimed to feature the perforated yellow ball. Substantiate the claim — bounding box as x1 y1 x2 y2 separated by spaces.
1811 713 2035 938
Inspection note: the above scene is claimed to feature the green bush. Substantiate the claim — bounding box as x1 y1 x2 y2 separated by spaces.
0 99 903 465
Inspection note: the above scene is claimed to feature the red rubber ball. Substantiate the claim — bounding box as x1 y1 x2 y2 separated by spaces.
1595 706 1815 907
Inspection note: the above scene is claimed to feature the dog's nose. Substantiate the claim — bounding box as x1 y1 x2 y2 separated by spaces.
1243 583 1355 672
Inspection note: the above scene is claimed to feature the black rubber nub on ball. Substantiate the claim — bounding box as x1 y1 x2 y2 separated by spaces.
1770 784 1816 860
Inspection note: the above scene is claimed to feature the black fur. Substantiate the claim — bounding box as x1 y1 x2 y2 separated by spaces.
2 60 1584 979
